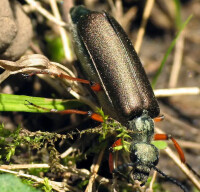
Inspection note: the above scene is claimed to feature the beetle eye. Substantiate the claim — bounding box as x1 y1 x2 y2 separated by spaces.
130 145 138 163
130 151 137 163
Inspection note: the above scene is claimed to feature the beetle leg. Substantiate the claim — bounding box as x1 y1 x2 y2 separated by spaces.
25 100 103 122
153 114 165 122
28 71 102 91
89 81 101 91
154 133 185 163
109 138 122 173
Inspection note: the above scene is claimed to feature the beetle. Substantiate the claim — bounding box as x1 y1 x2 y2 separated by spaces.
68 5 188 191
25 5 188 191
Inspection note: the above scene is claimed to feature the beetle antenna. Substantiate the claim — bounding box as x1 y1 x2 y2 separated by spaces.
152 166 189 192
185 163 200 179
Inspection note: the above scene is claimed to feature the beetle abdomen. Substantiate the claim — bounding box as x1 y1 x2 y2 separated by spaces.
70 6 160 123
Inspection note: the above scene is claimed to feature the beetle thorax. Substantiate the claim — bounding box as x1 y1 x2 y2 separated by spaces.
128 110 155 143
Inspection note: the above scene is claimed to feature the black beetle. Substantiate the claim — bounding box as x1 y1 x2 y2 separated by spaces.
24 5 188 191
68 6 188 191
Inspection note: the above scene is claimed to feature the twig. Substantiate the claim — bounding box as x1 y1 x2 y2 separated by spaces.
0 168 73 192
168 32 185 88
49 0 74 63
135 0 155 53
60 144 78 159
67 87 98 111
24 0 66 27
0 164 49 170
154 87 200 97
148 171 157 191
107 0 116 15
115 0 123 24
0 162 111 185
85 147 106 192
0 70 11 83
122 7 137 32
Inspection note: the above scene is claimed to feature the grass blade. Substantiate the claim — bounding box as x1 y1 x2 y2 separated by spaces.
0 93 83 113
152 15 193 88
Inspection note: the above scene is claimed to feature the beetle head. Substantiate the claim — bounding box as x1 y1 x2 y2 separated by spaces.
130 142 159 183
